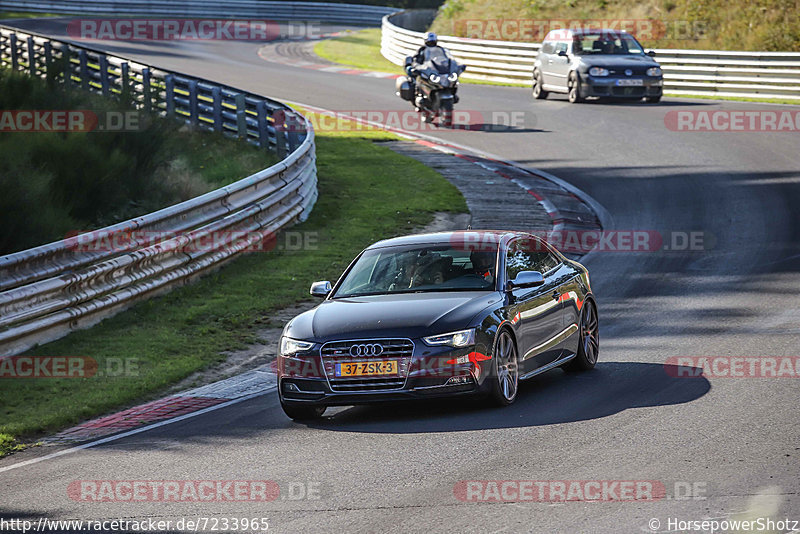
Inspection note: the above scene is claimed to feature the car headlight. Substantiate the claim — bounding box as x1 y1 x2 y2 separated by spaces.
280 337 314 356
423 328 476 348
647 67 662 76
448 72 458 82
430 73 441 83
589 67 609 77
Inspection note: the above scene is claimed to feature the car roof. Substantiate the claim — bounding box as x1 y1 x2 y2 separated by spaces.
366 230 543 250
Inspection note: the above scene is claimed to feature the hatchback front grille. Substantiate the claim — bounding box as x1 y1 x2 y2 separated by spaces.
321 338 414 392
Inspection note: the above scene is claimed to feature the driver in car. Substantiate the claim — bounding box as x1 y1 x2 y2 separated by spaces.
469 250 496 285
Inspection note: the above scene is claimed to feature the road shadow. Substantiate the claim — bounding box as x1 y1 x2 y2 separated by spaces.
303 362 710 433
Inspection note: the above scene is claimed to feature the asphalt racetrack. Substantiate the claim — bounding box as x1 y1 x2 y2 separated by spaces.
1 19 799 533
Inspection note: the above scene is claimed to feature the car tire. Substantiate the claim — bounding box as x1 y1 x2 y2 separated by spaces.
645 96 662 103
280 401 326 420
568 72 584 104
532 70 548 99
563 300 599 372
490 329 519 406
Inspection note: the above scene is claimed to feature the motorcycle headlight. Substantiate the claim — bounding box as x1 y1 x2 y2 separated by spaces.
448 72 458 82
423 328 476 348
430 73 441 83
280 337 314 356
647 67 662 76
588 67 609 77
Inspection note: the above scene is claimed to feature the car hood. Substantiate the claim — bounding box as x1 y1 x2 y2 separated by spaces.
285 291 501 342
578 55 659 68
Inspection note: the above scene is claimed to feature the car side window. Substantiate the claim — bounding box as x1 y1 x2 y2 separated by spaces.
505 240 560 281
555 42 568 55
540 41 555 55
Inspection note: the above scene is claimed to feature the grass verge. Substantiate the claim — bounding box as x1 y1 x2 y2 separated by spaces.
0 113 467 457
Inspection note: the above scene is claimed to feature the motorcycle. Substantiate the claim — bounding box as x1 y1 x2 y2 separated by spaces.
395 47 466 127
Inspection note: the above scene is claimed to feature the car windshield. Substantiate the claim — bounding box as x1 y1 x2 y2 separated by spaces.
573 33 645 55
333 244 498 298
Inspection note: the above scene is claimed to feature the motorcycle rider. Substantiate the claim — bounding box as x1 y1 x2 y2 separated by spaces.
403 32 462 119
406 32 441 75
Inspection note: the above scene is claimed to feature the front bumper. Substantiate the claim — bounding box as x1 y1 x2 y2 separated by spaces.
582 75 663 98
277 340 493 406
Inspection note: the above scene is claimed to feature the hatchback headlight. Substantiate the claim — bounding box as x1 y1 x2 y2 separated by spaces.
647 67 662 76
423 328 476 348
448 72 458 82
430 73 441 83
589 67 609 76
280 337 314 356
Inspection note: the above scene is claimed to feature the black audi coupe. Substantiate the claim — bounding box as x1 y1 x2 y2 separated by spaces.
277 231 598 420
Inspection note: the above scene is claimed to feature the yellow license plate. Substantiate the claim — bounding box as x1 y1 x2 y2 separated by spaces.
335 361 398 377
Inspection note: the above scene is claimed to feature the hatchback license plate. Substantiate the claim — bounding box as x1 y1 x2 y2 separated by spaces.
616 79 644 86
336 361 398 377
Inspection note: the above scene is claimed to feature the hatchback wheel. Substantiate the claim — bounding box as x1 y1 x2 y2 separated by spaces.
532 70 548 99
568 72 584 103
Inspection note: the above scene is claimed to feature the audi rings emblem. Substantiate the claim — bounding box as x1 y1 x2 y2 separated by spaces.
350 343 384 357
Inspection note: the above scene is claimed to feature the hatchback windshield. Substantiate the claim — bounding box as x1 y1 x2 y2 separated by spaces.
333 244 498 297
573 32 645 55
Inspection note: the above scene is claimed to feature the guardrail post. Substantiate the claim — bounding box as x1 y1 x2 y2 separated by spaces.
10 33 18 71
99 55 110 96
79 49 89 90
141 68 151 112
274 109 287 159
286 111 301 152
26 36 36 75
43 41 52 77
165 74 175 117
188 80 199 127
235 93 247 139
212 86 222 133
120 61 131 104
256 100 268 149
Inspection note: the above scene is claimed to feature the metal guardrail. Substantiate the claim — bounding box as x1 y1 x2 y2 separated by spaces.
381 11 800 100
0 0 396 24
0 24 318 357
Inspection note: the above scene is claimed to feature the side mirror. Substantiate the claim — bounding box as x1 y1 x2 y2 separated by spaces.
404 56 413 67
647 50 656 57
459 64 467 73
310 281 332 298
557 49 568 57
506 271 545 291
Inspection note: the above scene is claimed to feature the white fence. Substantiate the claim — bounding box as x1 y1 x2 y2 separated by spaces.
0 24 318 357
381 11 800 100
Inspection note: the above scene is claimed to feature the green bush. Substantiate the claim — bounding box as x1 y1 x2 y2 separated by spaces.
0 70 276 254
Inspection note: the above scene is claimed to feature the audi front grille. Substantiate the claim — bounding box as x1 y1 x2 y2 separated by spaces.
320 339 414 392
